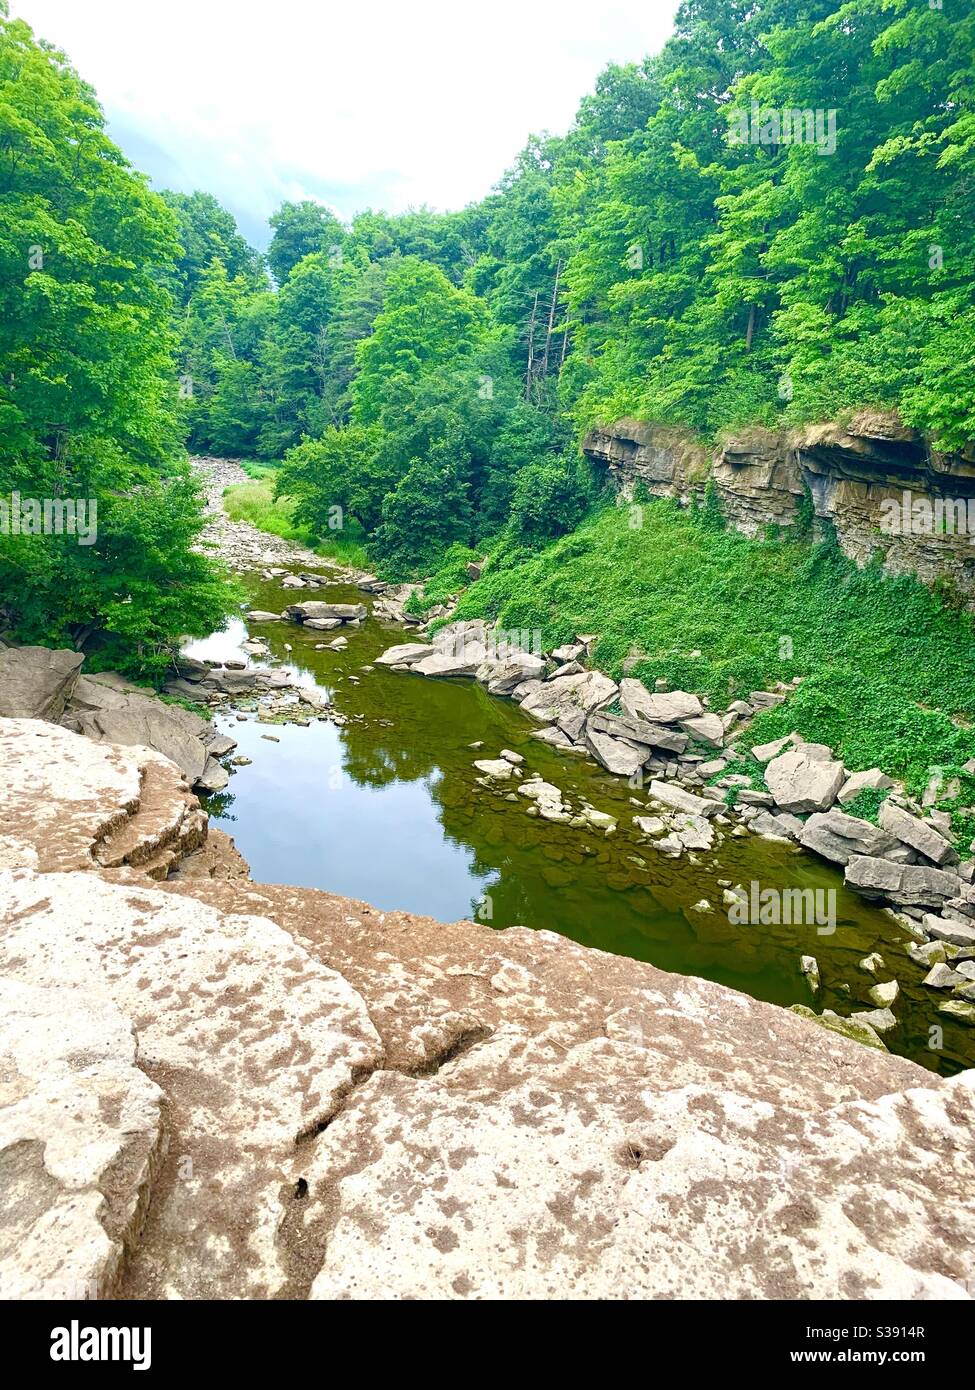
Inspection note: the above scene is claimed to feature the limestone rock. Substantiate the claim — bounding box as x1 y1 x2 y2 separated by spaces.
63 672 234 791
588 709 687 753
845 858 960 909
375 642 432 667
879 801 955 867
680 713 724 746
618 680 702 724
520 671 618 725
0 868 381 1299
0 645 83 721
585 730 646 777
284 601 366 623
838 769 895 804
799 810 896 866
765 746 846 814
647 780 718 819
0 718 205 878
0 977 164 1299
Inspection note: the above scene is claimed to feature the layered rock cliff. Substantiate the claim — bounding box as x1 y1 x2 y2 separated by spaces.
1 717 973 1300
583 412 975 600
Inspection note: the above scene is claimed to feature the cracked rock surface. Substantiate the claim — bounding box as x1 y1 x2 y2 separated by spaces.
1 719 974 1299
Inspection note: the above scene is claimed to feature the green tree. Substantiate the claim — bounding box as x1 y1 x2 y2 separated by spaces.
0 6 236 675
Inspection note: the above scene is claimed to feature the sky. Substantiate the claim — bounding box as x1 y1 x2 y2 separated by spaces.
11 0 680 248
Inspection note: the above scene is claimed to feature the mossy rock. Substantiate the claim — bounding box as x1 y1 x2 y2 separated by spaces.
789 1003 888 1051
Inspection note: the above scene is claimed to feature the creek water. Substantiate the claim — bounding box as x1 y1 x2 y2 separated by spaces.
186 574 973 1076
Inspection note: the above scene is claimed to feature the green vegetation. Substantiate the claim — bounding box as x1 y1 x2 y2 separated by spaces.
0 4 237 677
223 468 369 567
443 497 975 802
163 0 973 584
3 0 974 699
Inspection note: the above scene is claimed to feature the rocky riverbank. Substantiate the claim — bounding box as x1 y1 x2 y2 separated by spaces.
1 715 974 1299
377 619 975 1044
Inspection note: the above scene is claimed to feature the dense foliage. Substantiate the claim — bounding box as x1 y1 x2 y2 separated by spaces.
3 0 973 673
0 4 236 675
173 0 973 578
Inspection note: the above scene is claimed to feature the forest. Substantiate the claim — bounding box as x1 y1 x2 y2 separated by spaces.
1 0 973 670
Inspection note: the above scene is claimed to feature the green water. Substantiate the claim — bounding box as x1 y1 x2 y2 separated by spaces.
187 575 973 1075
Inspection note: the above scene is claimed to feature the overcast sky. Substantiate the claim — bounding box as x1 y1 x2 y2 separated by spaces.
12 0 679 247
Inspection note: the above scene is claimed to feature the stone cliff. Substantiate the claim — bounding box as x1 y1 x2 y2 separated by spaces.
1 717 973 1300
583 411 975 601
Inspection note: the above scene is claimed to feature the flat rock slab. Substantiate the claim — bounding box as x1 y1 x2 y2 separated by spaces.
305 1039 975 1300
162 875 975 1300
0 718 204 877
0 977 163 1299
0 868 381 1299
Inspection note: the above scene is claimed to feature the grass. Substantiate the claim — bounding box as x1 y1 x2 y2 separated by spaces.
223 465 369 568
440 494 975 826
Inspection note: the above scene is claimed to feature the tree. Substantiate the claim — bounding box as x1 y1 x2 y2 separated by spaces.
160 190 265 305
267 200 346 284
0 7 236 675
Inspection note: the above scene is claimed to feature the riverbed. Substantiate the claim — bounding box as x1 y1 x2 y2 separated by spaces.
186 572 973 1075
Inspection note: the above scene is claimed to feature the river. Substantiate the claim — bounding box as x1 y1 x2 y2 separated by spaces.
185 571 973 1076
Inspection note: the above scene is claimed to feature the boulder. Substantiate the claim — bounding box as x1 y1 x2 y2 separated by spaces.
748 811 801 842
765 746 846 814
647 780 719 819
845 858 960 909
680 713 724 746
303 618 343 631
412 648 486 679
473 759 514 781
587 709 687 753
520 671 618 725
585 730 646 777
922 915 975 948
375 643 432 667
63 672 232 791
799 811 897 866
618 679 702 724
672 812 715 851
751 736 792 762
285 602 366 623
922 963 965 990
476 654 546 694
0 645 83 720
244 611 283 622
551 643 584 663
837 768 895 804
879 801 955 867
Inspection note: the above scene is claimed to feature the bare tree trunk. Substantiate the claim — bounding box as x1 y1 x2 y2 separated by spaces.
542 259 563 377
525 291 539 399
558 315 569 375
745 302 756 351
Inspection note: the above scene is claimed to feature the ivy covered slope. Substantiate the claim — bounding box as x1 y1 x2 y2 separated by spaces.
0 5 236 677
436 494 975 837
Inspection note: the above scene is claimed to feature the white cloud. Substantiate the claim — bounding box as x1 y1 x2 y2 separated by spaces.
11 0 679 245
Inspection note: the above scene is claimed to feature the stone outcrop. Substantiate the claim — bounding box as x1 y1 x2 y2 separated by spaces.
0 718 205 878
0 644 83 720
1 723 974 1300
583 412 975 603
63 671 234 793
